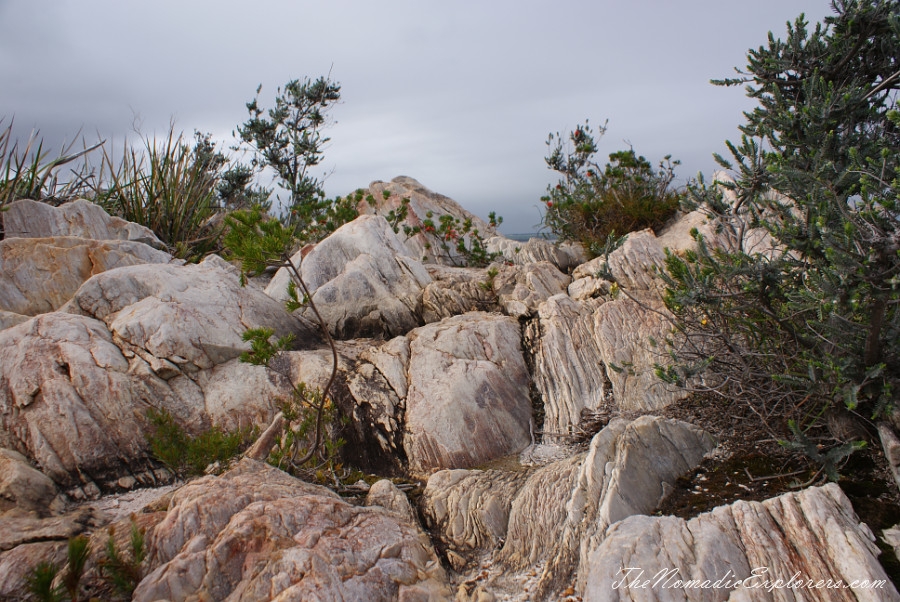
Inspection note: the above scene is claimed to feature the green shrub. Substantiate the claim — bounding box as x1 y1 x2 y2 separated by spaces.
659 0 898 470
541 121 682 256
145 408 254 477
100 519 145 599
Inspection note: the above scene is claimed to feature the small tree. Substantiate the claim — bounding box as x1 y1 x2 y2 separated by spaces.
236 76 351 241
661 0 900 448
541 120 682 256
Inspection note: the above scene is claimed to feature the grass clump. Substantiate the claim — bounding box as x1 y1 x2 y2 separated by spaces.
145 407 255 477
99 519 146 599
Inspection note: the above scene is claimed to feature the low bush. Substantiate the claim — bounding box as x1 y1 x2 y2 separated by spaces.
541 121 682 256
145 408 255 477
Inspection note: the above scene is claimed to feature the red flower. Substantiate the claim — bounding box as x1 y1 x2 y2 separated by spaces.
546 201 553 208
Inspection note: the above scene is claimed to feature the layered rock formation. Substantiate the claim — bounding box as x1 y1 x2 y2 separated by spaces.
0 188 896 601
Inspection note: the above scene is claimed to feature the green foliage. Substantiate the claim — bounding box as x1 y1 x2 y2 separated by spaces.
25 534 90 602
236 76 353 242
240 327 295 365
62 536 89 602
416 210 502 267
100 519 145 599
225 206 342 479
267 381 346 481
781 420 867 482
96 125 223 260
27 561 64 602
541 120 682 256
145 407 254 477
661 0 900 442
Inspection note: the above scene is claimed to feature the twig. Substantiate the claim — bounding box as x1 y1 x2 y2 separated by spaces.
743 467 807 482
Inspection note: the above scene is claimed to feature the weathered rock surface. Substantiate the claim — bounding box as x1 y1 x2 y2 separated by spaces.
366 479 419 526
2 198 165 249
528 294 608 441
267 214 432 339
533 416 716 598
0 307 299 488
0 541 67 600
421 264 500 323
404 312 533 473
0 236 175 316
493 261 570 318
0 312 167 486
421 468 533 569
591 231 686 412
581 483 899 601
0 308 29 331
0 505 103 553
420 416 714 599
486 236 586 272
68 254 316 372
0 448 59 514
135 459 450 601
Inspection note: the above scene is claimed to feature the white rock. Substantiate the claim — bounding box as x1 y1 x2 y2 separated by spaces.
266 214 432 339
404 312 533 473
2 198 165 249
0 236 174 316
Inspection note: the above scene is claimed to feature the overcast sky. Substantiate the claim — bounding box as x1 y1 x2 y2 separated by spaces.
1 1 834 233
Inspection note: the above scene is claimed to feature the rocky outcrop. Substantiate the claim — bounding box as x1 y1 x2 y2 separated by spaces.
404 312 533 473
486 236 586 272
266 214 432 339
363 176 496 266
590 231 686 412
532 416 716 599
0 236 175 316
581 483 899 601
0 541 68 600
2 198 165 249
135 459 450 601
0 312 171 487
418 416 714 598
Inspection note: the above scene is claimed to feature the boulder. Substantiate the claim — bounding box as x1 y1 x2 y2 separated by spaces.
420 468 532 569
266 214 432 339
0 448 59 514
404 312 533 473
0 312 167 486
0 309 299 489
528 295 608 441
581 483 899 601
0 541 67 600
68 254 317 373
0 236 174 316
589 231 687 412
0 309 29 331
135 459 450 601
521 416 715 598
366 479 418 526
2 198 165 249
